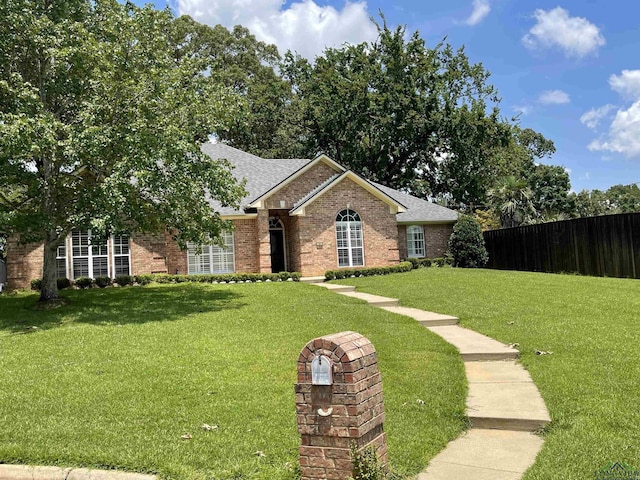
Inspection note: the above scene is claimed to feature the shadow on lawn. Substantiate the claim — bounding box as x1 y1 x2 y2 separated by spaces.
0 284 247 333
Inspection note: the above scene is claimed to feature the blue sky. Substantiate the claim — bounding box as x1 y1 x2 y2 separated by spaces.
136 0 640 192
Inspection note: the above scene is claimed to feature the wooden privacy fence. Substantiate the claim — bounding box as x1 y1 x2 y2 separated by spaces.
483 213 640 279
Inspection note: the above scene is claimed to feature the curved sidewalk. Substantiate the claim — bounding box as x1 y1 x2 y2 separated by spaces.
314 282 551 480
0 465 155 480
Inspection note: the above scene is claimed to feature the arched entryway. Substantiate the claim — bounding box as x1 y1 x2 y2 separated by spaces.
269 216 287 273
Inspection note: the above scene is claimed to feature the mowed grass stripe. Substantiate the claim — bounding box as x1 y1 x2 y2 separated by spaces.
336 268 640 480
0 282 466 479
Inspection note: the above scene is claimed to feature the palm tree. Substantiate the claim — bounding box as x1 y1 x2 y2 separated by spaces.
488 176 536 228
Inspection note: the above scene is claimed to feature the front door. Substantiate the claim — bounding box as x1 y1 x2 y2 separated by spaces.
270 229 286 273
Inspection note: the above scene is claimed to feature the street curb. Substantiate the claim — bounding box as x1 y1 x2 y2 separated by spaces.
0 465 156 480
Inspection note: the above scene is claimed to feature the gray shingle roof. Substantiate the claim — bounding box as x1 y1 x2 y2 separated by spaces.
372 182 458 223
201 142 311 215
200 142 458 223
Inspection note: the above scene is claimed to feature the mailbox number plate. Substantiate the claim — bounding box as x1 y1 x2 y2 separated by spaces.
311 355 333 385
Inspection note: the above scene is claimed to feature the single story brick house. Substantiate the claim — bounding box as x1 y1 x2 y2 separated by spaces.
5 144 458 289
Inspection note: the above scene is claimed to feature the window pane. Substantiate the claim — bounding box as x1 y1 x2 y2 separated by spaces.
56 258 67 279
351 248 364 266
73 258 89 279
115 256 130 276
93 256 109 277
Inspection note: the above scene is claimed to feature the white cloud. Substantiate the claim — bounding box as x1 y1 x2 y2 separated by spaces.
464 0 490 26
538 89 570 105
522 7 605 58
609 70 640 100
586 69 640 158
580 104 616 129
176 0 378 60
588 101 640 158
512 104 531 115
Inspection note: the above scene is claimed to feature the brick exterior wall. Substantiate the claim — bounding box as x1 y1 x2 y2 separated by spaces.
5 236 44 290
397 223 455 260
264 162 337 210
296 331 388 480
233 218 260 272
293 178 400 276
131 233 170 275
425 224 454 257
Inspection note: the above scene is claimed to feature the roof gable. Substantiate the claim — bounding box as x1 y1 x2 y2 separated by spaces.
289 171 407 216
248 154 345 209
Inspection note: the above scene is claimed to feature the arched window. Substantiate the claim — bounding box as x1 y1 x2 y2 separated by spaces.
406 225 425 258
335 209 364 267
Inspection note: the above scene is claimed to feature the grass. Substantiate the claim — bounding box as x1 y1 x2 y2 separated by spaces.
335 268 640 480
0 282 466 479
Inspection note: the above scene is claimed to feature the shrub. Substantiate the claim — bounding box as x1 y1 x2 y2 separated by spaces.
447 214 489 268
132 274 152 285
324 262 412 281
75 277 94 289
115 275 134 286
30 279 42 291
31 278 72 290
94 276 112 288
57 278 71 290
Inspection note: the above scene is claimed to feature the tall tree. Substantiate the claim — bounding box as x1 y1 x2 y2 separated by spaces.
0 0 245 301
527 164 572 220
168 17 298 158
488 176 536 228
280 20 502 202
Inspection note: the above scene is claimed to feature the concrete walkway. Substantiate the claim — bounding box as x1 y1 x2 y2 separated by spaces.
313 282 550 480
0 465 155 480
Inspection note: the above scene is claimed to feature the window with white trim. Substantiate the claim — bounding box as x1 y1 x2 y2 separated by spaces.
56 244 67 279
71 229 109 279
113 234 131 276
336 209 364 267
407 225 425 258
187 232 235 274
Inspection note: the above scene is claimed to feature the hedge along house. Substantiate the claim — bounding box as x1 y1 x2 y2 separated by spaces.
5 144 457 290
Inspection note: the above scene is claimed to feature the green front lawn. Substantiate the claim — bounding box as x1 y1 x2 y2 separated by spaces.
335 268 640 480
0 283 466 479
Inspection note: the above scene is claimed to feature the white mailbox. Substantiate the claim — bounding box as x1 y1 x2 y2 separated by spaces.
311 355 333 385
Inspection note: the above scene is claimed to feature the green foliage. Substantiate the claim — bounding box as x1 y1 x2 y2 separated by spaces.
74 277 94 289
30 279 42 291
350 444 386 480
569 184 640 218
57 278 71 290
135 272 301 284
0 0 246 301
447 215 488 268
94 276 111 288
114 275 133 286
325 262 413 281
488 176 536 228
279 19 504 204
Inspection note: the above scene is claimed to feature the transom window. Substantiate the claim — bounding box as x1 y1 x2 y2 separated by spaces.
57 230 131 279
407 225 425 258
336 209 364 267
187 232 235 274
72 229 109 278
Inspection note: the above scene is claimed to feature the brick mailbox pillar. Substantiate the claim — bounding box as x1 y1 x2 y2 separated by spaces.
295 331 388 480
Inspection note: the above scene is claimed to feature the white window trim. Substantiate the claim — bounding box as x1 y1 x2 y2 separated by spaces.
69 230 131 279
71 229 109 279
187 232 235 275
335 209 365 268
407 225 426 258
111 234 132 278
56 241 69 279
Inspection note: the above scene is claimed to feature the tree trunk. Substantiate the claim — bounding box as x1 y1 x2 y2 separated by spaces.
39 231 59 302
